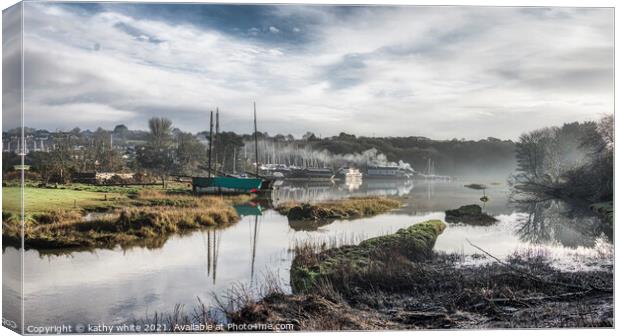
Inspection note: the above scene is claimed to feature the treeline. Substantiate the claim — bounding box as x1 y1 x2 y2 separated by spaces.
511 115 613 203
3 118 212 186
3 120 519 184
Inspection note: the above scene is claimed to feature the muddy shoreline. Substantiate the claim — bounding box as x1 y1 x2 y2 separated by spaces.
228 221 614 330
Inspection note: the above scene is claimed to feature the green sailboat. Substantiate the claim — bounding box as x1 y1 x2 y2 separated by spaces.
192 105 263 194
192 176 262 193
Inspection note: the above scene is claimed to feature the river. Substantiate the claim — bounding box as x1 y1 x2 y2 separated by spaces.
2 178 613 329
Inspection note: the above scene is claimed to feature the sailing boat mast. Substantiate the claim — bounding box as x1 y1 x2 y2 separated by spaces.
215 108 220 171
232 148 237 174
253 102 259 176
208 111 214 178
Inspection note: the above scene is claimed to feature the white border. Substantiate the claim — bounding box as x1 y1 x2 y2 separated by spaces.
0 1 616 336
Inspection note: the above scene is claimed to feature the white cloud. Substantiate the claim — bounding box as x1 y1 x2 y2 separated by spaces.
247 27 259 36
18 4 613 140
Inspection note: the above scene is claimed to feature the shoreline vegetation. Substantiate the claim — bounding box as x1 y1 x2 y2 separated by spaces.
276 197 403 222
2 186 248 252
1 186 403 252
510 115 613 225
222 220 613 330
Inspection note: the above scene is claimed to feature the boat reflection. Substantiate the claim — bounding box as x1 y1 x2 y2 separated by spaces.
203 229 221 285
234 203 264 216
271 179 415 206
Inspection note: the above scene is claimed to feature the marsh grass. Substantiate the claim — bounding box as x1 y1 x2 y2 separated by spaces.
31 209 84 225
2 189 244 250
277 196 402 221
136 297 222 332
289 220 447 293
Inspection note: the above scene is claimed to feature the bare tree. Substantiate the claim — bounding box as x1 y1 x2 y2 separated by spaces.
137 117 175 187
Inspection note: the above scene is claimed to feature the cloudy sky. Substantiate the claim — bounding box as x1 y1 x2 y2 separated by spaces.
8 2 614 139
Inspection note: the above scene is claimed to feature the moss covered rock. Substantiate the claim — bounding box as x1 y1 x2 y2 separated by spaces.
445 204 497 225
290 220 446 293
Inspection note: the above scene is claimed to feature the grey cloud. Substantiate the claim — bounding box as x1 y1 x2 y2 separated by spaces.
325 53 367 90
113 22 164 44
2 4 23 130
9 4 614 141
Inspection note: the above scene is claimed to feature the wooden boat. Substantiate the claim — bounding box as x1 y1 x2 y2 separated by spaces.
192 176 262 193
192 103 274 194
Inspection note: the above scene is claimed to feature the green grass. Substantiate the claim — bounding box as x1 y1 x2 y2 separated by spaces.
2 187 125 214
61 181 191 194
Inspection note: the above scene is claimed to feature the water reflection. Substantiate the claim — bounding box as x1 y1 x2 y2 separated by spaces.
513 199 610 248
11 179 613 327
272 179 415 205
234 203 265 284
203 229 221 284
249 215 261 284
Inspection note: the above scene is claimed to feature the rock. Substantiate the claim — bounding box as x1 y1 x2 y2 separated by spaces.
288 205 311 221
444 204 497 226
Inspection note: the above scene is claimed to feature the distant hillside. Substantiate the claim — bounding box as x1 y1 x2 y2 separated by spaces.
309 133 516 178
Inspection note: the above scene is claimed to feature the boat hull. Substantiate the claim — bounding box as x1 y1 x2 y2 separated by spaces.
192 177 262 193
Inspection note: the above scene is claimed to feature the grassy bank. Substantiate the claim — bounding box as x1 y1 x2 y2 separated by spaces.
276 197 402 222
2 189 243 251
290 220 446 292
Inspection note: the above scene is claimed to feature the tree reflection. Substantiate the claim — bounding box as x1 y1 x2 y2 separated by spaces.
513 198 610 248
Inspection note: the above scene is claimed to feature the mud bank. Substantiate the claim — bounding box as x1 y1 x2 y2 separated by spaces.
229 220 613 330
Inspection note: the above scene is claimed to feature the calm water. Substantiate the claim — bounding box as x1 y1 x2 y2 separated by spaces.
3 179 613 328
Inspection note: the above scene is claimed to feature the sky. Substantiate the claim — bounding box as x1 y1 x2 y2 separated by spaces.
4 2 614 140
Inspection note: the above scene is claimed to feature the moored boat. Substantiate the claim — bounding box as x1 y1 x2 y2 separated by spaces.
192 176 262 194
336 167 363 180
287 167 334 181
364 165 412 179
